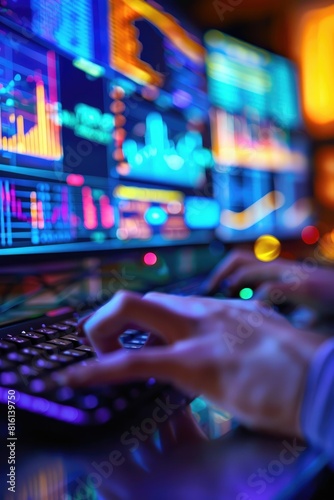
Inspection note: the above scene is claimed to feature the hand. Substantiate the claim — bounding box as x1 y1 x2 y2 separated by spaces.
55 291 326 439
204 249 334 313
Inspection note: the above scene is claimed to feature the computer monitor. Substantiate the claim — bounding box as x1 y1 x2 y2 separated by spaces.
0 0 103 61
205 30 313 242
0 1 219 262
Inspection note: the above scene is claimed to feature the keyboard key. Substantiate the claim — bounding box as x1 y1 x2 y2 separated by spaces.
6 352 31 364
35 358 60 371
127 338 144 345
29 377 58 393
120 329 140 340
35 342 59 354
94 407 112 424
62 349 88 359
18 365 41 380
21 347 43 357
3 335 31 348
34 328 58 339
0 371 19 386
48 339 73 350
0 340 16 353
0 359 16 371
19 331 46 344
122 342 143 350
54 386 75 402
62 319 78 328
76 345 96 356
0 371 20 387
60 334 81 346
49 354 73 364
76 394 99 410
136 334 149 341
50 323 73 333
122 329 139 335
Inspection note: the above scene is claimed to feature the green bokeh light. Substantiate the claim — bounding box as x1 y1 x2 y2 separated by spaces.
239 288 254 300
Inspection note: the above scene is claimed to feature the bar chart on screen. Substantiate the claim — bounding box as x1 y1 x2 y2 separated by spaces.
0 176 115 249
0 26 62 161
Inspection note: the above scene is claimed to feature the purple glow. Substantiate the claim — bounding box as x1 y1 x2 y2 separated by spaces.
30 379 47 393
59 405 82 423
95 407 112 423
55 387 74 402
147 378 156 386
82 394 99 409
172 90 192 109
0 386 88 424
0 372 18 386
0 386 12 402
31 397 50 413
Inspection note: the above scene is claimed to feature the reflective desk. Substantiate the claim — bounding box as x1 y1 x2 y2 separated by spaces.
1 400 330 500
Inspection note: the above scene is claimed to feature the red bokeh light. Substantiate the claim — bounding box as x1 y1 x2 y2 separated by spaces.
301 226 320 245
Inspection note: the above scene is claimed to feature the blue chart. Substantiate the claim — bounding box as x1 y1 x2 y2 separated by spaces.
118 110 211 188
31 0 94 60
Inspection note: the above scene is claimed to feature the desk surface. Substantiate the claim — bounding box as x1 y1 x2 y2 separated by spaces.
1 404 328 500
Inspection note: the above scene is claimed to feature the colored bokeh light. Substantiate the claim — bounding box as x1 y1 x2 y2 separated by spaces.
254 235 281 262
144 252 158 266
318 232 334 262
239 288 254 300
301 226 320 245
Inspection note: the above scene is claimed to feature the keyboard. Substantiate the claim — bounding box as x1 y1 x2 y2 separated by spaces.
0 287 202 440
0 272 229 439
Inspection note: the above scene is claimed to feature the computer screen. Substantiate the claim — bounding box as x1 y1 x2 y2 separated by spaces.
0 0 101 61
205 30 313 242
0 1 218 259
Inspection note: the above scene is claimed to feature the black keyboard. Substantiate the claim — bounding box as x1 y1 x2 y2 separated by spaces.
0 274 221 439
0 308 189 440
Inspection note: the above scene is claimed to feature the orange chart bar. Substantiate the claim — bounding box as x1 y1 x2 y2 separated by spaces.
0 80 62 160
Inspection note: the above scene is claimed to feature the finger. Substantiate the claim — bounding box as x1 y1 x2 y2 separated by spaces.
143 292 200 316
75 314 95 348
77 313 93 337
225 264 279 293
84 291 188 355
169 406 208 443
253 282 292 306
202 250 256 293
143 291 187 306
53 346 187 388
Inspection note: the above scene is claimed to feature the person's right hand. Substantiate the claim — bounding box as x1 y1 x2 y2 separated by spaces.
55 290 326 440
204 249 334 314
